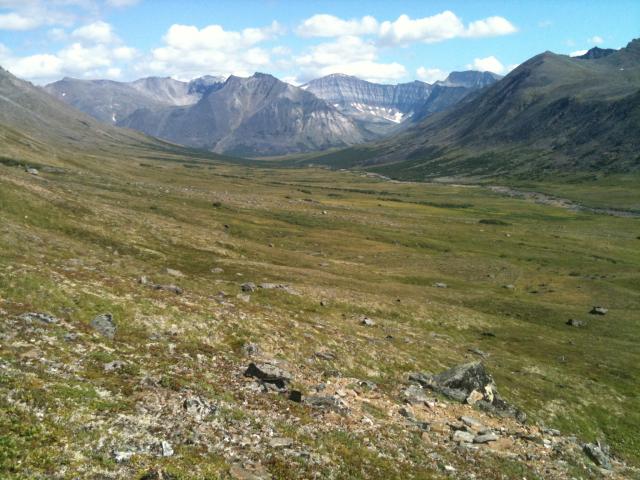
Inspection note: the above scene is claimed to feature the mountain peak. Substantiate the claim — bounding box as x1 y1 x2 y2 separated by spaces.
577 46 616 60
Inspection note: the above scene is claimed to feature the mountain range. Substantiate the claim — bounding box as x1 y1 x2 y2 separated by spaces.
305 41 640 180
44 70 500 156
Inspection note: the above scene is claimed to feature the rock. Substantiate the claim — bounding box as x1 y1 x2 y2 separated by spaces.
452 430 475 443
269 437 293 448
166 268 184 277
114 451 135 463
503 284 515 290
229 464 269 480
566 318 586 327
360 316 375 326
410 362 524 420
433 282 448 288
314 351 336 361
19 312 58 324
64 332 78 342
589 306 608 315
304 395 347 413
460 416 485 432
241 282 256 292
153 284 183 294
90 313 116 339
466 389 484 405
211 267 224 274
242 342 260 356
583 443 612 469
104 360 126 372
430 421 449 434
468 347 488 357
183 396 217 420
138 275 151 285
403 384 429 405
161 440 174 457
474 433 499 443
244 362 292 389
320 300 327 307
288 390 303 403
26 167 39 175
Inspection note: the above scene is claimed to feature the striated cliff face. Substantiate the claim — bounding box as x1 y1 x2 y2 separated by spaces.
302 72 501 133
119 73 368 156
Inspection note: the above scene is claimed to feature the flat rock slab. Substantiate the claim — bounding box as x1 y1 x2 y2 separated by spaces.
19 312 58 324
474 433 499 443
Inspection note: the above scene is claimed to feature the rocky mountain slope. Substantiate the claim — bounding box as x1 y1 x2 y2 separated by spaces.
44 75 225 124
118 73 369 156
305 39 640 180
302 72 500 133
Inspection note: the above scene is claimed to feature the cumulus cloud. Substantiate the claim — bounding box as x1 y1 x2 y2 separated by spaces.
295 35 406 83
296 14 378 37
467 56 506 74
0 12 41 30
106 0 141 7
144 21 283 79
416 67 448 83
72 21 118 44
589 35 603 45
297 11 517 45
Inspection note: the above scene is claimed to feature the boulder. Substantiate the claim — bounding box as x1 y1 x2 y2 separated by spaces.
244 362 292 389
566 319 586 327
241 282 257 292
589 306 608 315
452 430 475 443
474 432 499 444
409 362 525 421
583 443 612 470
90 313 116 339
360 317 375 326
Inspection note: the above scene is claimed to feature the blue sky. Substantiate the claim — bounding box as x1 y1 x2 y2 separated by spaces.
0 0 638 85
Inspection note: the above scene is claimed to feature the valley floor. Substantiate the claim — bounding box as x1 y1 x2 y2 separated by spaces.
0 153 639 479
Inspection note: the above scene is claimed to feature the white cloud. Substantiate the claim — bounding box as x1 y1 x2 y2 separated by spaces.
145 21 283 79
467 55 505 74
465 16 517 38
0 12 41 30
113 45 137 60
569 49 588 57
106 0 141 7
296 14 378 37
297 11 517 45
589 35 603 45
72 21 117 44
416 67 448 83
295 35 406 83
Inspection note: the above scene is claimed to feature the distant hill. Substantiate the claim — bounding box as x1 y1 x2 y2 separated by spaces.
305 39 640 180
44 75 225 124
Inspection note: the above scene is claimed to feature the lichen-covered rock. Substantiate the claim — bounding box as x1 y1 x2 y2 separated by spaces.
90 313 116 339
244 362 292 389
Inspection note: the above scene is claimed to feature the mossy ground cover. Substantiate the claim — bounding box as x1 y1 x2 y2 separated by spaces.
0 151 638 478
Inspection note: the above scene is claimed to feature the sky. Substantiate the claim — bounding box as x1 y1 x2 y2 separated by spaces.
0 0 638 85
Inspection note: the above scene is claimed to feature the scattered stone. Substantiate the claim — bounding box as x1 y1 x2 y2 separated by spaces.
138 275 151 285
583 443 612 469
183 396 217 419
153 284 183 295
566 319 586 327
314 351 337 361
452 430 475 443
161 440 174 457
360 316 375 326
466 389 484 405
304 395 347 412
242 342 260 356
403 384 429 405
503 284 515 290
460 416 485 432
26 167 39 175
114 451 135 463
211 267 224 274
288 390 303 403
269 437 293 449
474 433 499 443
64 332 78 342
90 313 116 339
430 421 449 434
241 282 257 292
104 360 126 372
320 300 327 307
433 282 448 288
166 268 184 277
589 306 608 315
19 312 58 324
244 362 292 389
468 347 488 357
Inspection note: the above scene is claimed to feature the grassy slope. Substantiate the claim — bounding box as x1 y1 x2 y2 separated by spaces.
0 141 638 478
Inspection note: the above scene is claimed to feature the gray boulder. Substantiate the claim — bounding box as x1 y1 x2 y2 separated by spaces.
589 306 608 315
244 362 292 389
583 443 612 469
19 312 58 324
90 313 116 339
